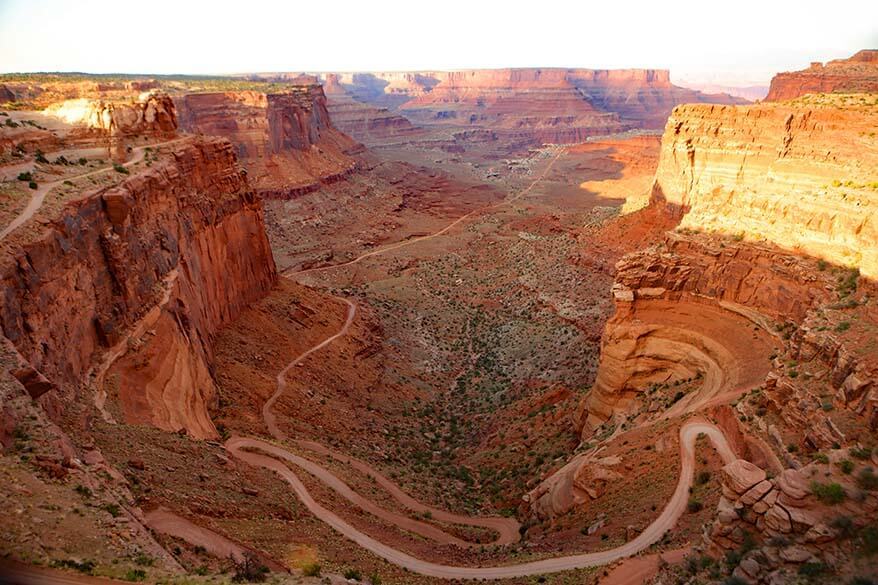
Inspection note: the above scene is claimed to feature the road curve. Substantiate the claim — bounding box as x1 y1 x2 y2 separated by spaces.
0 138 186 241
260 296 519 546
286 148 563 278
226 420 735 579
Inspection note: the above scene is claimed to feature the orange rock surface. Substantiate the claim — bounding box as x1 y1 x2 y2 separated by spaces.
652 97 878 278
0 137 276 438
766 49 878 101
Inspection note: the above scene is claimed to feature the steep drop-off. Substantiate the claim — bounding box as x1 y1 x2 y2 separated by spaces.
0 137 277 438
766 49 878 101
175 85 361 196
652 96 878 278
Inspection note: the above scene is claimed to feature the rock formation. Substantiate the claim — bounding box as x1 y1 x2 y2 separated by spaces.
45 93 177 138
322 74 426 146
652 98 878 278
328 68 746 143
766 49 878 101
0 137 277 438
175 85 362 196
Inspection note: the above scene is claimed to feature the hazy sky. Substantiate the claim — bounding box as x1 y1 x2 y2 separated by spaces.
1 0 875 85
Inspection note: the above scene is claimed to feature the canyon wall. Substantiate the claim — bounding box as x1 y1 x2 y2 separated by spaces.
329 68 745 139
46 94 178 137
0 137 277 438
766 49 878 101
579 233 830 434
651 98 878 278
322 74 426 146
175 85 361 195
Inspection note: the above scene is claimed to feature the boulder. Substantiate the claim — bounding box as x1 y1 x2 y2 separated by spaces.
722 459 767 495
740 480 773 505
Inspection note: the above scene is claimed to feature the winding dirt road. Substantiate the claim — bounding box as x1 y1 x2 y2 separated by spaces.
0 138 185 241
226 420 734 578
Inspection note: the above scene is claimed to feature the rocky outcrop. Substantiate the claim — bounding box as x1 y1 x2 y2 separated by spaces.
766 49 878 101
525 452 623 519
652 99 878 278
0 137 277 438
45 94 177 138
578 233 830 435
322 74 426 146
175 85 361 196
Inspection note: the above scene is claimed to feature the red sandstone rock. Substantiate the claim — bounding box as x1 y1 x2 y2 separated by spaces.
766 50 878 101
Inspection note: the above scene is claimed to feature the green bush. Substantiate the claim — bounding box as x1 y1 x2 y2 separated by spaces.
343 568 362 580
113 162 130 174
857 467 878 491
696 470 711 485
851 446 873 460
836 321 851 332
123 569 146 582
369 573 382 585
687 497 703 513
301 562 321 577
16 171 32 181
28 180 38 189
839 459 855 474
811 481 846 504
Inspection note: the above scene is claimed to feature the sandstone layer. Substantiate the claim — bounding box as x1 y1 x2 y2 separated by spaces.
766 49 878 101
322 74 426 146
0 137 277 438
328 68 745 142
652 97 878 278
175 84 361 196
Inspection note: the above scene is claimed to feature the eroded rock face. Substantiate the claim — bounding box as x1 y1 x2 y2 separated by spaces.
766 50 878 101
652 98 878 278
175 85 361 196
578 233 827 434
0 137 277 438
46 93 177 138
329 68 745 143
322 74 425 146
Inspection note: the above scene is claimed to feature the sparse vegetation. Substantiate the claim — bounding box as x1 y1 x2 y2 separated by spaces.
231 552 269 583
301 562 321 577
811 481 846 504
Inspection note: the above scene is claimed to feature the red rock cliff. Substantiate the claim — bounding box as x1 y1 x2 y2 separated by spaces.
0 137 277 438
175 85 361 196
651 97 878 278
766 49 878 101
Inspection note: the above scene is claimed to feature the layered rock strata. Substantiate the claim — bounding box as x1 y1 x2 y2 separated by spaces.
652 98 878 278
0 137 277 438
766 49 878 101
175 85 361 196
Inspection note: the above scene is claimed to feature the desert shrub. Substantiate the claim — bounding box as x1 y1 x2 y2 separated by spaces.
231 552 269 582
839 459 855 474
369 573 382 585
813 453 830 464
16 171 32 181
811 481 846 504
113 162 129 174
687 497 703 513
123 569 146 582
851 446 873 460
696 470 711 485
52 559 96 574
103 503 121 517
301 562 321 577
798 562 828 577
836 321 851 332
832 515 856 538
857 467 878 491
35 150 48 163
343 568 362 580
28 180 37 189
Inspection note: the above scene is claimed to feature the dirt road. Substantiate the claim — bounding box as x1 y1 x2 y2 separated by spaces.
0 138 185 241
226 420 733 578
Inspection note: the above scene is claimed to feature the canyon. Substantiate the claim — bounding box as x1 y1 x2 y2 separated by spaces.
0 48 876 585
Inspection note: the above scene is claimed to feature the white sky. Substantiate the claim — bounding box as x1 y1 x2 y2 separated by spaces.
1 0 875 85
